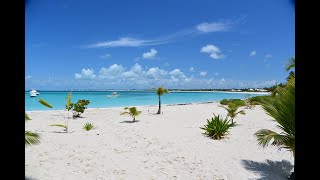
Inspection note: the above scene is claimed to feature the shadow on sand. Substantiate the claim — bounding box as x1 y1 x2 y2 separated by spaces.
241 159 293 180
119 120 140 123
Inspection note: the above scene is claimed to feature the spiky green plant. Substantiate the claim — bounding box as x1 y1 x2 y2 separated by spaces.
25 113 40 145
220 103 245 124
120 107 142 122
254 76 295 159
200 114 233 140
152 86 170 114
83 122 94 131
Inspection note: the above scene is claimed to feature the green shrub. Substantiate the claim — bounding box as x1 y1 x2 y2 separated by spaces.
69 99 90 118
220 99 246 107
83 122 94 131
200 114 233 140
220 99 229 105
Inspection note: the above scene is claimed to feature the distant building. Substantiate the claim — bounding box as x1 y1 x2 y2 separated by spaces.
231 89 236 91
237 89 241 92
249 88 254 91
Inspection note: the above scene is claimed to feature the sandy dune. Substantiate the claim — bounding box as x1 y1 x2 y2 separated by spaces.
25 102 293 180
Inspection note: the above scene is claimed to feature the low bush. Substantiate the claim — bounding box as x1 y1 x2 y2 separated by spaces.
220 99 246 107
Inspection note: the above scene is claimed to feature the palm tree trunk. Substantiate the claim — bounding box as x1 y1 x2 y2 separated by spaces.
133 116 135 122
157 95 161 114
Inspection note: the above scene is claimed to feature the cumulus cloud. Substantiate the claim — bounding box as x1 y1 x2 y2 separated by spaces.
189 67 194 72
199 72 207 76
75 68 96 80
201 44 224 59
71 63 278 89
99 64 125 79
142 48 158 59
249 51 256 57
25 75 31 80
196 21 232 33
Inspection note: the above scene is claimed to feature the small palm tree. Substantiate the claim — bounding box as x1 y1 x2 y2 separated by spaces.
254 76 295 177
120 107 142 122
220 103 245 124
25 113 40 145
152 86 170 114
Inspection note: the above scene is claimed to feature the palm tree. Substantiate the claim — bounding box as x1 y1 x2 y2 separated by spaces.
120 107 142 122
25 113 40 145
285 57 295 71
254 76 295 178
152 86 170 114
220 103 245 124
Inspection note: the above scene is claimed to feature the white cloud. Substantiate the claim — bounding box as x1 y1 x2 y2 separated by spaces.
221 78 226 82
200 72 207 76
215 72 219 76
142 48 158 59
249 51 256 57
75 68 96 80
85 19 237 49
100 54 111 59
25 75 31 80
164 62 170 66
99 64 125 79
87 37 163 48
201 44 224 59
196 21 232 33
146 67 168 79
265 54 272 59
189 67 194 72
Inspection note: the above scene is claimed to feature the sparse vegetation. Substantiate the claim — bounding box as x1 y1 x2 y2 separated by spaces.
39 94 71 133
83 122 94 131
120 107 142 122
200 114 233 140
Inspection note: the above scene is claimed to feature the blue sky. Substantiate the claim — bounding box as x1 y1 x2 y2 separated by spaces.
25 0 295 90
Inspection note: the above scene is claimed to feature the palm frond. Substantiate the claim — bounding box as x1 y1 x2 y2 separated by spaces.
25 131 40 145
38 98 53 108
255 76 295 155
25 113 31 121
285 57 295 71
50 124 67 129
120 112 129 115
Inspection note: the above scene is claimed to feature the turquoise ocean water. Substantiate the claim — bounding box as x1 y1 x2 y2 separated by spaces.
25 91 267 111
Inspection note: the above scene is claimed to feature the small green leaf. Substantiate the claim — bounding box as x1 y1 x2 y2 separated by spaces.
39 98 53 108
50 124 67 129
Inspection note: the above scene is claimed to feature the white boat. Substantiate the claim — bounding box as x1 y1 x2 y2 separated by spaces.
30 89 38 97
107 92 119 98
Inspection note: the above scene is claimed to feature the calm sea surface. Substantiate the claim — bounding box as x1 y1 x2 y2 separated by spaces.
25 91 267 111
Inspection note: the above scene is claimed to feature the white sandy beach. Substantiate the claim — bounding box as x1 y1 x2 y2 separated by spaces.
25 102 293 180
